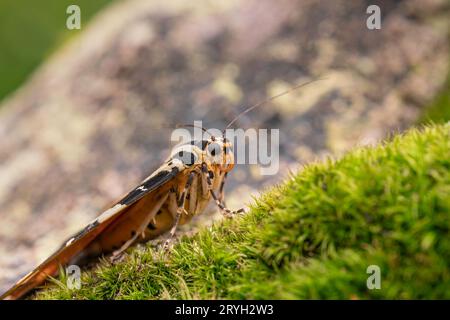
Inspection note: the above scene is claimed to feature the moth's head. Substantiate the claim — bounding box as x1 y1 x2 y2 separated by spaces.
203 136 234 172
169 136 234 172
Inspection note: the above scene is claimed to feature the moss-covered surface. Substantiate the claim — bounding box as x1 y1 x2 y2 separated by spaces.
33 123 450 299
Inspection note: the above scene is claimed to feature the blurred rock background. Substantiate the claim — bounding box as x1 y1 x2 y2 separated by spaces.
0 0 448 293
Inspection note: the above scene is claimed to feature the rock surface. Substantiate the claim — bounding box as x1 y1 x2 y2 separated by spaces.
0 0 448 293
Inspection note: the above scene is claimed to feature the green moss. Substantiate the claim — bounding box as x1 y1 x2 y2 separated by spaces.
35 123 450 299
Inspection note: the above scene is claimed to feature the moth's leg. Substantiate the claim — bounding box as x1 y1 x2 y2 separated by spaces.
218 172 228 205
188 173 199 214
201 166 209 198
201 163 245 217
210 186 245 218
163 171 196 250
176 171 196 215
111 193 169 261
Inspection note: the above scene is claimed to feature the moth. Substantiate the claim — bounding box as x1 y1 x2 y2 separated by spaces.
1 132 243 299
0 79 319 300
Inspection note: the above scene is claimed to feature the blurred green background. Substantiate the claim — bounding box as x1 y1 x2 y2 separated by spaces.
0 0 114 103
420 73 450 124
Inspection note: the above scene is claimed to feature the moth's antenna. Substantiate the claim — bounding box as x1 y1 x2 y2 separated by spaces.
222 77 326 133
176 123 215 138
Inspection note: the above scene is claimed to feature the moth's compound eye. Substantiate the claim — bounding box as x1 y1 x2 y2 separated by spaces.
207 143 221 157
174 151 197 166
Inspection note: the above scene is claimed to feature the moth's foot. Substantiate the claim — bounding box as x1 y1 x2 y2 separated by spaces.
110 251 127 264
220 207 247 218
163 238 176 253
163 239 170 251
